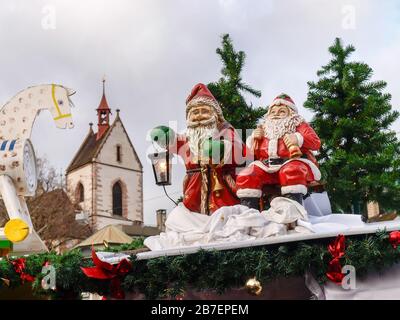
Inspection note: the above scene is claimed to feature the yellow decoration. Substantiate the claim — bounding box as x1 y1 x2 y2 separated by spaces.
51 84 72 120
245 277 262 296
4 219 29 242
283 135 302 158
212 169 224 197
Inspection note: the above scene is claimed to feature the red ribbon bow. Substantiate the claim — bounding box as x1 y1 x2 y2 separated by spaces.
328 234 345 259
81 248 132 299
11 258 35 283
326 234 345 285
389 231 400 249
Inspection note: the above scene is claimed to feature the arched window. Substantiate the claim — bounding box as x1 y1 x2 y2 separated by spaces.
116 145 122 162
76 183 84 203
112 181 123 216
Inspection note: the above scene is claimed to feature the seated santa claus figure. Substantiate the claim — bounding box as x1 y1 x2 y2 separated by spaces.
237 94 321 210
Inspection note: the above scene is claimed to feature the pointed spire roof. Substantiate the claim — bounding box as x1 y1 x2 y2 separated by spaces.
66 115 143 173
96 78 111 111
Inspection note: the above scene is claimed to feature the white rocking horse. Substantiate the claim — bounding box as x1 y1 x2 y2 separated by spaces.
0 84 75 243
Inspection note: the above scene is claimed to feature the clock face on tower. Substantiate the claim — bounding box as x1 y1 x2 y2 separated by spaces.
23 140 37 193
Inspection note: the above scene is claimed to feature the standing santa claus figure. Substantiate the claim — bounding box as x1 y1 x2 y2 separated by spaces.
150 83 245 215
237 93 321 210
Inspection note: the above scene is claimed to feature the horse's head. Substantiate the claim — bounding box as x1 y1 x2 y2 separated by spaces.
49 84 75 129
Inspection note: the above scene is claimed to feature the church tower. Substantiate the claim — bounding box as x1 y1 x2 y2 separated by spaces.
96 79 111 140
66 80 143 231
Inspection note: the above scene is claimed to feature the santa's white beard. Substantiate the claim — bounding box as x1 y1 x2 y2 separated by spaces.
263 114 304 139
186 117 218 157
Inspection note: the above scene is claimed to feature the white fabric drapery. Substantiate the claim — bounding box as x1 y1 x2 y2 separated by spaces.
144 197 310 251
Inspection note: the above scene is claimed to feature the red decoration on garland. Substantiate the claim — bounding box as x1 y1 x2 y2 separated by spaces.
328 234 345 259
389 231 400 249
81 247 132 299
11 258 35 283
327 258 344 284
326 234 345 285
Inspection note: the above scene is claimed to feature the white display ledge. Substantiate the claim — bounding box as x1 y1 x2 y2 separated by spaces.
136 216 400 261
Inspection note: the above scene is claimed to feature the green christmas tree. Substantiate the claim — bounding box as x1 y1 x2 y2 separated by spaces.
208 34 265 139
304 38 400 213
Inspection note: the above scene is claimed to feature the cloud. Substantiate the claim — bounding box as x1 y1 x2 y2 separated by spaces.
0 0 398 224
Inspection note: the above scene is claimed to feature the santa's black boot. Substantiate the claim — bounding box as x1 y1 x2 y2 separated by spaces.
284 193 304 205
240 197 260 210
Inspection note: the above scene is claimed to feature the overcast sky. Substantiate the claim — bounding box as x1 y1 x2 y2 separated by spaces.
0 0 399 225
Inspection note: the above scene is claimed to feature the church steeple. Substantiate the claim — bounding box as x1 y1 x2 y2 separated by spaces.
96 78 112 140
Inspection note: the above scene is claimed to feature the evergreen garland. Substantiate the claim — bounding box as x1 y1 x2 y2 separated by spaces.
0 231 399 299
104 237 145 252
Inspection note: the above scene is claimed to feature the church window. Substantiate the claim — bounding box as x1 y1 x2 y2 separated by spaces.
76 183 84 203
116 145 122 162
112 181 123 216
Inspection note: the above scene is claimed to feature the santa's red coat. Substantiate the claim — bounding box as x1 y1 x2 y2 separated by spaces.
237 122 321 196
171 122 245 214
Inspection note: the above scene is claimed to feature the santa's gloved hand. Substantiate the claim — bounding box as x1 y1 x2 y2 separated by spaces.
150 126 175 148
202 139 225 164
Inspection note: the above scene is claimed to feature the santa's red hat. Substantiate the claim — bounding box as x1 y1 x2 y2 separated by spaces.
186 83 224 121
269 93 297 113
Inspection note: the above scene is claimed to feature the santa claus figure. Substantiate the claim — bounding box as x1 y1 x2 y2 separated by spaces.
150 83 245 215
236 93 321 210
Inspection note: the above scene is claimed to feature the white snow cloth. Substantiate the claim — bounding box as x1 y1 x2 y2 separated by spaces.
95 252 131 265
145 197 311 251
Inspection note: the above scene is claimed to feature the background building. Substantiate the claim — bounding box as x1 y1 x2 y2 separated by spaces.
66 81 144 231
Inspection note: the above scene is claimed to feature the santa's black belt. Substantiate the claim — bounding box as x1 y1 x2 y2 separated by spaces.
263 156 307 166
263 158 287 166
186 168 202 174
